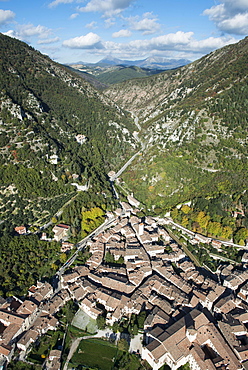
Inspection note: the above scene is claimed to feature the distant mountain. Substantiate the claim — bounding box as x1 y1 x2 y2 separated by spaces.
66 56 191 87
66 62 165 87
65 64 108 90
94 65 164 85
136 56 191 69
97 55 124 66
81 55 191 70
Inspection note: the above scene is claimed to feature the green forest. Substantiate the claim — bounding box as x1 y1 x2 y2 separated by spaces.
0 234 60 297
0 33 137 230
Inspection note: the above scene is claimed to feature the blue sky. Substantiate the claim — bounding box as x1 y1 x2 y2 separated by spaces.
0 0 247 63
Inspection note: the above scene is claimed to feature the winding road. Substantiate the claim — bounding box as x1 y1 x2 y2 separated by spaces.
109 114 144 182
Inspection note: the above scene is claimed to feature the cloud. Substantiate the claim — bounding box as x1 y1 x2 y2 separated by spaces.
70 13 79 19
0 9 15 25
78 0 134 17
132 31 194 50
86 21 97 29
48 0 82 8
127 33 237 55
92 31 239 62
186 35 238 52
203 0 248 35
38 37 60 44
4 23 52 41
62 32 103 48
219 13 248 34
104 17 116 28
3 30 19 39
20 24 52 38
126 12 161 35
112 29 131 38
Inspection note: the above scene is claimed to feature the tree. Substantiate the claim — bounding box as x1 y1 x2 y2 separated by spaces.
60 253 67 264
96 314 106 330
112 321 119 333
118 338 129 352
117 255 125 264
181 216 189 227
196 211 210 230
221 226 233 240
181 205 191 214
207 221 222 236
234 228 248 245
105 251 115 263
51 216 57 224
137 311 146 329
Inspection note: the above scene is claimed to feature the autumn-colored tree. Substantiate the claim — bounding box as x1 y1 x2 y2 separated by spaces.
60 253 68 264
181 204 192 214
170 208 179 221
207 221 222 236
181 216 189 228
221 226 233 240
196 211 210 230
234 228 248 245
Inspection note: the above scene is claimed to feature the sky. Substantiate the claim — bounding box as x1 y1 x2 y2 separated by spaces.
0 0 247 64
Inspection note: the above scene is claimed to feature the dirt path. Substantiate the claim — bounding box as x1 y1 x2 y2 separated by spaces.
63 337 83 370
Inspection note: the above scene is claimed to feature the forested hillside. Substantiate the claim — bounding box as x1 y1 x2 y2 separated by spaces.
105 37 248 241
0 33 137 230
1 34 248 233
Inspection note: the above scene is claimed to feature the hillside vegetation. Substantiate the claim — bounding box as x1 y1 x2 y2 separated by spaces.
105 37 248 234
0 35 247 232
0 33 137 230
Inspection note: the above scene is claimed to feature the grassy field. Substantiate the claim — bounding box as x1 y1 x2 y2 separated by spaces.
70 338 118 370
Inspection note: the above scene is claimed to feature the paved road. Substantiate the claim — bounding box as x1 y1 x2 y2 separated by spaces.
57 216 117 278
132 113 141 131
110 150 142 181
109 113 144 182
167 219 246 250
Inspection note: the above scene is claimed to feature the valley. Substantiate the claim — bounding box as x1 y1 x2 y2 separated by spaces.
0 33 248 370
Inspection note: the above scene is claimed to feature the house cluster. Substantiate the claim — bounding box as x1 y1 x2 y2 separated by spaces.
0 281 62 368
57 199 248 370
40 224 73 253
4 197 248 370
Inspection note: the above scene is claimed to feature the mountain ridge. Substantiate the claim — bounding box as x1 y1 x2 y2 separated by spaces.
68 55 191 70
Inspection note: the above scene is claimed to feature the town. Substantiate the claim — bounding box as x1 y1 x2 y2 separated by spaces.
1 195 248 370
